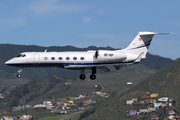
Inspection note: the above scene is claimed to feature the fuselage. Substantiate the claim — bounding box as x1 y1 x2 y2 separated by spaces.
5 50 128 69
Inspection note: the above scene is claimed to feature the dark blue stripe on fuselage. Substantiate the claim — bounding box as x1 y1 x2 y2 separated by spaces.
7 61 134 68
129 43 150 50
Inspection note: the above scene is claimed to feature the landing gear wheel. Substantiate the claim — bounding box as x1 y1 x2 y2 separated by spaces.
79 74 86 80
90 74 96 80
17 74 21 78
17 68 23 78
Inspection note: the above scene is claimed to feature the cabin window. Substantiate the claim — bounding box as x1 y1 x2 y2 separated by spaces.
44 57 48 60
73 57 77 60
80 57 84 60
66 57 70 60
59 57 62 60
51 57 55 60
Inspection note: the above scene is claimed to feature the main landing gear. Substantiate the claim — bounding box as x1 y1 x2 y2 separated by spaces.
79 74 86 80
79 67 96 80
17 68 23 78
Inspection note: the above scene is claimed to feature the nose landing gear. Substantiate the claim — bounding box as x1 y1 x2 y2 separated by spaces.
17 68 23 78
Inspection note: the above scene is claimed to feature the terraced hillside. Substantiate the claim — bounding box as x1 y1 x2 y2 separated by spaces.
85 59 180 120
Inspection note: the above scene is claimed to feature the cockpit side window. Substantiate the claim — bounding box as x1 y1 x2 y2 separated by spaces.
17 54 23 57
16 54 26 57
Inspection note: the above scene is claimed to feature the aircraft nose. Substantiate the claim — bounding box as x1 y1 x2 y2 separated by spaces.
5 61 10 65
5 60 12 65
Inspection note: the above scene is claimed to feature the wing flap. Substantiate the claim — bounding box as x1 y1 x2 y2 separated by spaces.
97 65 124 72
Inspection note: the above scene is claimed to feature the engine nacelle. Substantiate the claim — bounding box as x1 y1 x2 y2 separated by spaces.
95 50 127 61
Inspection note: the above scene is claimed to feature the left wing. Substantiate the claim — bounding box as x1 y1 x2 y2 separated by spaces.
65 63 127 72
97 65 124 72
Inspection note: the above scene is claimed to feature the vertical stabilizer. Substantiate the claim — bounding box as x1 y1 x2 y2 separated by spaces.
124 32 170 60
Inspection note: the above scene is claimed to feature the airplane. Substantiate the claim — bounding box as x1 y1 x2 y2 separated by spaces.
5 31 170 80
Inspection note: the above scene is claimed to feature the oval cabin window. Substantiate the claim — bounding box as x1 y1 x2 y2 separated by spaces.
66 57 70 60
51 57 55 60
80 57 84 60
73 57 77 60
44 57 48 60
59 57 62 60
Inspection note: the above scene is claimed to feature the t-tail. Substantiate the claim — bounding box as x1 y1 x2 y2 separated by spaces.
123 31 171 63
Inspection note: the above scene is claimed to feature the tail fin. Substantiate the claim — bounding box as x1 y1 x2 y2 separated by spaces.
124 31 170 59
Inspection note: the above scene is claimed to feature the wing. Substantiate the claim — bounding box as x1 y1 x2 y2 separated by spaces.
66 63 126 72
97 65 124 72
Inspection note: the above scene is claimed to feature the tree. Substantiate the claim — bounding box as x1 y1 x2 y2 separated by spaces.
11 99 19 107
79 102 83 107
15 92 22 99
23 87 30 94
79 107 96 119
172 100 176 106
111 91 117 97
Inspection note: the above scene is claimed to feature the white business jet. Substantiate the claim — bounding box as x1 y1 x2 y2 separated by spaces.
5 32 170 80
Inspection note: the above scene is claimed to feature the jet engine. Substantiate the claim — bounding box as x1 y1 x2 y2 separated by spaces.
95 50 127 61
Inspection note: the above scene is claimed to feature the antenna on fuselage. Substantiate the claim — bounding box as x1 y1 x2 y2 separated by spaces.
44 49 47 52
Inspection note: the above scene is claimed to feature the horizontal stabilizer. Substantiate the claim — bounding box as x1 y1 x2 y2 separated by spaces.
139 32 172 36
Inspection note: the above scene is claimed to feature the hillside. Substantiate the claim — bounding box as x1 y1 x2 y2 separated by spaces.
85 59 180 120
0 64 156 103
0 64 156 118
0 44 174 80
0 78 30 94
0 75 67 112
122 59 180 98
141 53 174 70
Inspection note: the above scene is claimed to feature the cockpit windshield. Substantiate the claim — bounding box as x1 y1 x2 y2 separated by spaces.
16 54 26 57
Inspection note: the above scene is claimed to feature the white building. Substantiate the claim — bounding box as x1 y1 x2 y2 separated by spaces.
79 95 85 99
158 97 168 102
127 82 132 85
43 101 52 106
34 104 46 108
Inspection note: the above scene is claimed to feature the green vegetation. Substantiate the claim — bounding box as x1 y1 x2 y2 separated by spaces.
79 107 95 120
0 75 67 108
0 63 159 119
0 108 57 120
84 59 180 120
39 114 66 120
66 114 80 120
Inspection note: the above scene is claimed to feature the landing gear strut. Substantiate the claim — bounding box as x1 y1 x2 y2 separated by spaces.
17 68 23 78
90 67 96 80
